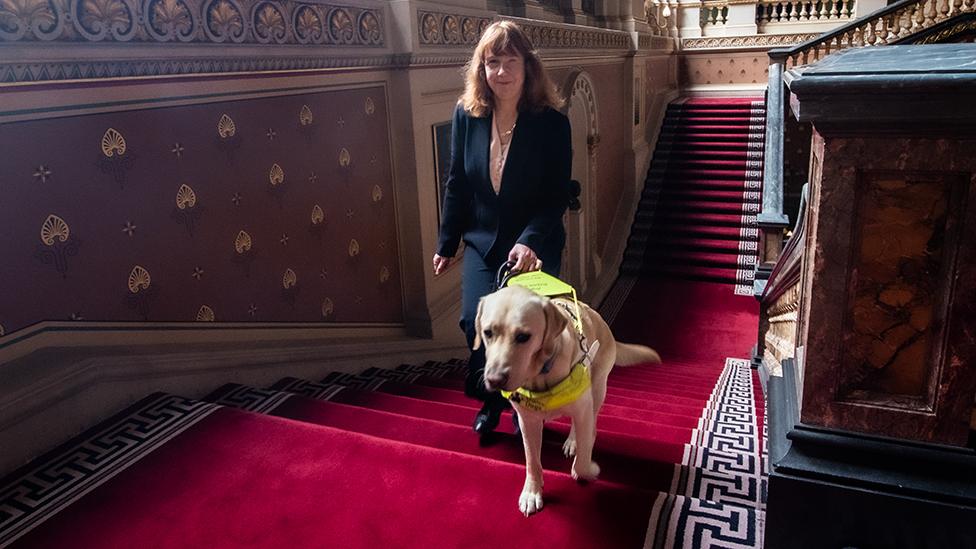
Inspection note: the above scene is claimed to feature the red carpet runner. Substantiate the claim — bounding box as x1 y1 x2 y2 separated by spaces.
0 96 766 549
619 96 766 296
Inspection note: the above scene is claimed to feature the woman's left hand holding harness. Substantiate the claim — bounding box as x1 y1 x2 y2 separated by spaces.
508 243 542 273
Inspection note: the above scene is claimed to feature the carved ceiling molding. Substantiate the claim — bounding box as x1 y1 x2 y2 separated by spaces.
518 19 632 50
0 54 400 84
415 12 633 51
416 10 491 46
0 0 384 46
682 32 821 50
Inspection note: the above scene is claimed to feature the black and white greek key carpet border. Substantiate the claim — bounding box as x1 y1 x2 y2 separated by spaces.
0 394 218 548
645 357 766 549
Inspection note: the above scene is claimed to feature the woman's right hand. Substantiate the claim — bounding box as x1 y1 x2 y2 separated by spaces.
433 254 454 276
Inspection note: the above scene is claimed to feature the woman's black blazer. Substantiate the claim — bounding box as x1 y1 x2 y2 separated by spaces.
436 103 571 264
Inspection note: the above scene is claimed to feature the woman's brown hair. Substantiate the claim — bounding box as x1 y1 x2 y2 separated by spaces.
459 21 564 117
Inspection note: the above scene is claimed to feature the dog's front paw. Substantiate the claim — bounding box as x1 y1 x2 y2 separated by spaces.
518 488 544 516
571 459 601 483
562 436 577 457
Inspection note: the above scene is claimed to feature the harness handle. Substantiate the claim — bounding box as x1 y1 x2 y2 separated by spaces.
493 260 519 292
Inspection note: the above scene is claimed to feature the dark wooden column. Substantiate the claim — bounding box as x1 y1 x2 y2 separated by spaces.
764 44 976 549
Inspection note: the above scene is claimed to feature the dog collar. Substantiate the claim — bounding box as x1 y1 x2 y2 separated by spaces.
500 362 591 412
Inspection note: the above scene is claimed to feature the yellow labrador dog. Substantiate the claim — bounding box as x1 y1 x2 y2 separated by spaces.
474 284 661 516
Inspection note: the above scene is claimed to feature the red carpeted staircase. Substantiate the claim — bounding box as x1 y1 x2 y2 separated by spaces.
0 95 768 549
622 97 766 296
0 355 765 548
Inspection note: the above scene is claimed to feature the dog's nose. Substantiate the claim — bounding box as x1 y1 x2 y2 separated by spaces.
484 372 509 391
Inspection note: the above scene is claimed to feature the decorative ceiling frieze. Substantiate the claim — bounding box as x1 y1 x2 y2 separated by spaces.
681 33 821 50
0 0 384 46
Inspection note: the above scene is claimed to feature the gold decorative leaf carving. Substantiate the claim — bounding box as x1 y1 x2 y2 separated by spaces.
295 6 321 40
364 97 375 115
321 297 334 318
338 148 351 167
101 128 126 157
311 204 325 225
379 265 390 284
282 268 297 289
127 265 151 294
348 238 360 257
151 0 192 34
269 163 284 186
371 184 383 202
40 214 70 246
208 0 243 38
217 113 236 138
196 305 215 321
176 183 197 209
300 104 313 126
234 230 252 253
255 3 284 39
80 0 131 36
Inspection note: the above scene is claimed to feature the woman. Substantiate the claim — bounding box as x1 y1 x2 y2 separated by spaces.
433 21 572 437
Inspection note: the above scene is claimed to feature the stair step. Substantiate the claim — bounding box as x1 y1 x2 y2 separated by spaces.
660 188 761 203
645 249 756 269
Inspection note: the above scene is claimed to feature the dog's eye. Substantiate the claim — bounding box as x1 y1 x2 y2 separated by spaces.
515 333 531 344
483 329 493 340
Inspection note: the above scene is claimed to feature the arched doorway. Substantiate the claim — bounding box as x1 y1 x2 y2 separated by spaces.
562 70 599 295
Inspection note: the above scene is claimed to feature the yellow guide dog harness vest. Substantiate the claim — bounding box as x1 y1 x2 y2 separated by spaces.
497 271 599 412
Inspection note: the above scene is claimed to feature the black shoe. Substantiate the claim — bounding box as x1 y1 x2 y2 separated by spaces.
473 402 502 435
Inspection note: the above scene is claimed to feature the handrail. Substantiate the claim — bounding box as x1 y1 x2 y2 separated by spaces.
762 184 807 305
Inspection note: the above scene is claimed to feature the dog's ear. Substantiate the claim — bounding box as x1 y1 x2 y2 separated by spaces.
472 297 485 351
540 298 569 359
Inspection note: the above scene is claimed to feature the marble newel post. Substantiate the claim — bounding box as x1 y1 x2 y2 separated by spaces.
762 43 976 549
789 44 976 446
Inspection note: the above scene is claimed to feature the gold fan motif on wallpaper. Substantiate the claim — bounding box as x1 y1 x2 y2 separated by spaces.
300 105 313 126
379 265 390 284
196 305 215 321
364 97 375 115
269 163 285 186
127 265 152 294
321 297 334 318
338 148 351 167
235 230 252 253
101 128 127 158
217 114 237 139
348 238 360 257
371 185 383 203
282 268 297 289
40 214 70 246
176 184 197 209
311 204 325 225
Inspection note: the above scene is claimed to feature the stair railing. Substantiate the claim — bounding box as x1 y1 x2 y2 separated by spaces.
756 0 976 284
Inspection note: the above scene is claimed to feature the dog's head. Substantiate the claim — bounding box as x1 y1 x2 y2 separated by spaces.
474 285 569 392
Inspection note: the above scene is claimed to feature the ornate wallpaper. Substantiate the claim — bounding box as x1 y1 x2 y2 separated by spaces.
0 86 402 336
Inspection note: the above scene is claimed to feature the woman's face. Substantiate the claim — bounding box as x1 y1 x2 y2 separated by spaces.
484 50 525 105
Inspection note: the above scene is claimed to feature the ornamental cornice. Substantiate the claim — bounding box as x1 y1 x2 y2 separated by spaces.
416 10 491 46
0 0 384 46
0 51 491 84
517 18 632 50
681 32 820 50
